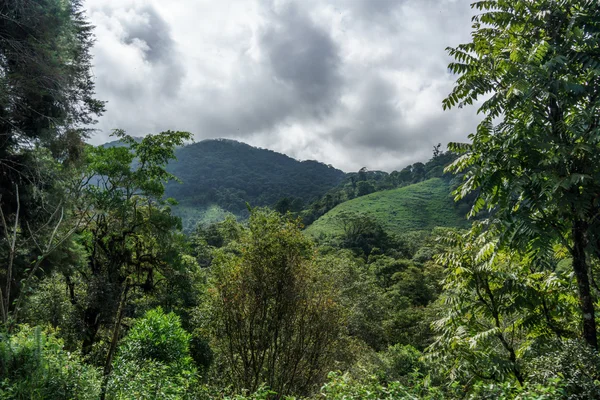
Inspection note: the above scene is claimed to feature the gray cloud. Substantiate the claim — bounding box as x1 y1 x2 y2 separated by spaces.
330 75 402 151
85 0 480 172
260 2 341 111
121 5 173 63
89 2 184 98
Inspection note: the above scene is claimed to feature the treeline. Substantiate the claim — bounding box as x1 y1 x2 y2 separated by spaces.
2 1 600 400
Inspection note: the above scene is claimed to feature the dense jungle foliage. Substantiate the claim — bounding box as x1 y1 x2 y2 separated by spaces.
1 0 600 399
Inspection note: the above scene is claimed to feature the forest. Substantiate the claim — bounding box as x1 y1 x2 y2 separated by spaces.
1 0 600 399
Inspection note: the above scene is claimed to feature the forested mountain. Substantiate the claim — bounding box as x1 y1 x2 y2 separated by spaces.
101 137 347 229
100 137 460 232
165 139 345 213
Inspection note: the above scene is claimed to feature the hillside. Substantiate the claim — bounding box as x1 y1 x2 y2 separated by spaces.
305 178 469 237
163 139 345 223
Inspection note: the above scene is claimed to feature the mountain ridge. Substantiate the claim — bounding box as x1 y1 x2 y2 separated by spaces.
161 139 345 227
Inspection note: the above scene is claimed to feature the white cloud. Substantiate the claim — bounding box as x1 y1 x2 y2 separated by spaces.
85 0 480 172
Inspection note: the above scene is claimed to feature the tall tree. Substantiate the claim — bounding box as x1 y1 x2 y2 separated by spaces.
0 0 104 324
444 1 600 347
0 0 104 155
70 130 192 354
0 0 104 196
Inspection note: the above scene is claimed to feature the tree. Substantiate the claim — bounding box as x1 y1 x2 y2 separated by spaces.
0 179 85 327
444 0 600 348
431 223 578 387
411 162 426 182
0 0 104 225
356 181 376 197
335 211 396 257
68 130 192 355
207 209 345 396
0 0 104 328
106 308 197 399
0 0 104 155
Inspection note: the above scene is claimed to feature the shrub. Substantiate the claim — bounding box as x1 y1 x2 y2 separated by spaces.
0 325 101 399
319 372 445 400
379 344 424 381
207 210 345 396
524 340 600 399
106 307 198 399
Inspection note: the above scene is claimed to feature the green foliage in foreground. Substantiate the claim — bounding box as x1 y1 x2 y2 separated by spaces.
106 308 198 399
204 210 345 397
444 0 600 349
306 178 469 238
0 326 101 400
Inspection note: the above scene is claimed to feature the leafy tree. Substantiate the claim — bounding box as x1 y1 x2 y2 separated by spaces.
321 250 391 351
0 0 103 330
206 209 345 396
66 130 192 356
411 162 426 182
335 211 401 257
0 0 104 243
0 0 104 154
431 223 578 387
0 151 100 332
356 181 376 197
444 0 600 348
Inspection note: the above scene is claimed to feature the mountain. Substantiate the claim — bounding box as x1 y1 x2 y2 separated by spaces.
305 178 470 238
163 139 346 227
99 137 467 234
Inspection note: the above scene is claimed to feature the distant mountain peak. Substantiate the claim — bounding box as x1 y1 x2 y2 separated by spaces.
164 138 346 218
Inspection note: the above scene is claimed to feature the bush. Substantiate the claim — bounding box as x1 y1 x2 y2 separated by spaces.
118 307 191 367
379 344 424 381
207 210 345 396
524 340 600 399
106 307 198 399
107 358 197 400
468 380 567 400
0 325 101 399
319 371 446 400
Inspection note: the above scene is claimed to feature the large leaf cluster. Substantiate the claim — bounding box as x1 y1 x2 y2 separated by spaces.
445 0 600 258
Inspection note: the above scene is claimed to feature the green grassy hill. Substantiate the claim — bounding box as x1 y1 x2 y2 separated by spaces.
305 178 469 237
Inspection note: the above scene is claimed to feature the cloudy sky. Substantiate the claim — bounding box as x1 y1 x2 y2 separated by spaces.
85 0 480 172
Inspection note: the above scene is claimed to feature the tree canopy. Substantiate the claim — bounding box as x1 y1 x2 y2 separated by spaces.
445 0 600 348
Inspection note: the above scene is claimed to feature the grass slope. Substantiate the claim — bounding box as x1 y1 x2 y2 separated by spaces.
305 178 469 237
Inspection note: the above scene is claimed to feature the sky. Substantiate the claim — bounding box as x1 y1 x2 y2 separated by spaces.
85 0 480 172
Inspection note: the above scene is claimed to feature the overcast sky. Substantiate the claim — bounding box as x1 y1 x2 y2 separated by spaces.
85 0 480 172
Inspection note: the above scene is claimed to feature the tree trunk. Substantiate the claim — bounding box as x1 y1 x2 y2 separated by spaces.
572 220 597 349
100 280 130 400
81 307 101 355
